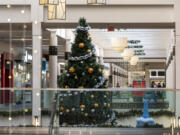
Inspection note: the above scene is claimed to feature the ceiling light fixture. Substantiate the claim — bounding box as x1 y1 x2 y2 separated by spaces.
87 0 106 5
111 37 127 53
48 0 66 20
122 49 134 61
40 0 59 5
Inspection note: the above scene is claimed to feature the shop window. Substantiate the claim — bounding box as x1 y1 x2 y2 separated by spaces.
151 71 157 77
149 69 165 78
158 71 165 76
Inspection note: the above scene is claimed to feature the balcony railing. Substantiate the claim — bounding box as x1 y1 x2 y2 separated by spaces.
0 88 179 134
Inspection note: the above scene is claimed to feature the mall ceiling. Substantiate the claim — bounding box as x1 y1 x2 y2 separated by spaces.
0 23 174 59
90 29 172 50
89 29 173 58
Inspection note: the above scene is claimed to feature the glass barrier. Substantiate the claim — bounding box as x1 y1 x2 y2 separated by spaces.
0 88 179 135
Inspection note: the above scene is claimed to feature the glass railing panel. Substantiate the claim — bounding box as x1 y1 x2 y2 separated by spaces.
53 89 175 129
0 88 179 135
0 89 32 127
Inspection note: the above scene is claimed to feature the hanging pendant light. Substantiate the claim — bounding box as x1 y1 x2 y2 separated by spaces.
40 0 59 5
130 56 139 65
48 0 66 20
87 0 106 5
111 38 127 53
122 49 134 61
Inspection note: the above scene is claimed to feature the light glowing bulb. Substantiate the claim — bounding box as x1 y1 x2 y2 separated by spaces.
7 18 11 22
8 117 12 121
7 4 11 8
21 10 25 14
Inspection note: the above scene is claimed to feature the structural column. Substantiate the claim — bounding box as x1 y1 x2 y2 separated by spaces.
32 22 42 126
45 31 58 109
49 31 58 88
175 0 180 127
31 0 43 126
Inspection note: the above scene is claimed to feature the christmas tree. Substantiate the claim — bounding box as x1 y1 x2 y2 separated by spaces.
58 18 114 126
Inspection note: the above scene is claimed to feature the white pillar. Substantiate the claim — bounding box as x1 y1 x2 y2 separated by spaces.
44 31 58 110
32 21 42 126
175 0 180 127
49 31 58 88
31 0 43 126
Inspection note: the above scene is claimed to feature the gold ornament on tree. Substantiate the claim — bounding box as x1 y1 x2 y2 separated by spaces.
88 68 94 73
87 49 91 53
66 109 70 113
79 43 85 48
60 106 64 111
80 105 85 109
78 86 84 89
98 68 102 72
108 122 112 126
69 67 75 73
65 85 69 88
62 122 67 126
94 103 99 108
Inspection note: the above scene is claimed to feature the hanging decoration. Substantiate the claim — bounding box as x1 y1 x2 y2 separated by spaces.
87 0 106 5
39 0 66 20
48 0 66 20
122 49 134 61
108 26 114 32
40 0 59 5
111 38 128 53
130 56 139 65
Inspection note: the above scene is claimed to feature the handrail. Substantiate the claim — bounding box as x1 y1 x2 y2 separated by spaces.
0 88 179 91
